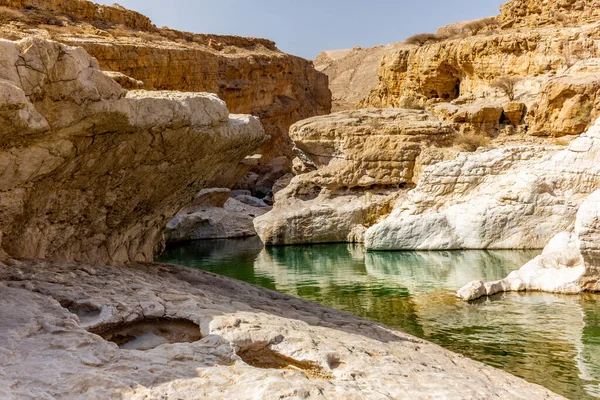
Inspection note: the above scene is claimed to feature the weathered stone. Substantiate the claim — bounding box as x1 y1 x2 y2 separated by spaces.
0 37 268 264
0 259 564 399
101 71 144 89
190 188 232 208
366 117 600 251
255 109 460 245
0 0 331 188
502 101 526 125
315 43 407 111
165 198 268 242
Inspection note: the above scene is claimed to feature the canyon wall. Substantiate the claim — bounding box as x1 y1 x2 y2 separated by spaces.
255 109 462 245
358 2 600 138
315 43 406 111
0 37 268 264
0 0 331 189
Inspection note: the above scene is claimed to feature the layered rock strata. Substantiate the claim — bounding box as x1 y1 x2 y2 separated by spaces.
255 109 461 245
0 0 332 191
366 117 600 251
360 1 600 139
0 37 268 264
0 258 563 399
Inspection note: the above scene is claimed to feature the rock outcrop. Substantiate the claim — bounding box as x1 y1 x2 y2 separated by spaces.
0 0 331 192
165 190 270 242
360 1 600 139
0 258 563 399
0 37 268 264
255 109 462 245
458 187 600 301
366 117 600 251
315 43 406 111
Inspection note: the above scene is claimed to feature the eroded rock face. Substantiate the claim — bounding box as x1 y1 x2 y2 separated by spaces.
360 0 600 138
165 198 269 242
255 109 460 245
457 188 600 301
0 0 331 180
315 43 407 111
0 258 562 399
0 37 268 264
498 0 600 28
366 117 600 251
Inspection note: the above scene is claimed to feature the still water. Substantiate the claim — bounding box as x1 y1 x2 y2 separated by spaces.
157 238 600 399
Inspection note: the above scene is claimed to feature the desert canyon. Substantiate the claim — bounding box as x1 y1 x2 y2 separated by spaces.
1 0 600 398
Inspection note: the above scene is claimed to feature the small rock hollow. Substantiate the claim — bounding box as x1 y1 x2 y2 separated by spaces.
237 346 333 380
89 318 202 350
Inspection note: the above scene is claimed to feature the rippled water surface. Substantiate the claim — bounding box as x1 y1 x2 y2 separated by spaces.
157 238 600 399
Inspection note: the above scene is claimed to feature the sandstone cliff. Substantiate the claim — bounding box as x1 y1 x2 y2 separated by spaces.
359 0 600 138
0 0 331 189
0 37 268 264
255 109 464 245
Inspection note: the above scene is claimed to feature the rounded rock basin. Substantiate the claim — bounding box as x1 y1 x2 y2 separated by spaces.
89 318 202 350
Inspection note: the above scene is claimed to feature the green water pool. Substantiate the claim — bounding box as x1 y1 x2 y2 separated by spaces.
157 238 600 399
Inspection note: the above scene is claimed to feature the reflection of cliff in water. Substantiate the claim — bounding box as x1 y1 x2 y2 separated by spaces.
158 240 600 399
256 244 425 336
364 250 539 293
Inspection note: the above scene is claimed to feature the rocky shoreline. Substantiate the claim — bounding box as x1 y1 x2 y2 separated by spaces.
0 258 562 399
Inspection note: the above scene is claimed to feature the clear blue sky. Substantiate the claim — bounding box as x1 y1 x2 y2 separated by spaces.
96 0 506 59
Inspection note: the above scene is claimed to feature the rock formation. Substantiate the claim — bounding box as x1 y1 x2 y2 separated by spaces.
0 37 268 264
366 117 600 251
360 4 600 139
165 189 270 242
457 187 600 301
315 43 406 111
255 108 462 245
0 0 331 192
0 258 562 399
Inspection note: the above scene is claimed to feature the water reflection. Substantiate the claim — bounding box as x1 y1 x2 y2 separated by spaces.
158 239 600 400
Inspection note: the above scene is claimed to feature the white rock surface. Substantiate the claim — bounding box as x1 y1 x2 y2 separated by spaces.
458 188 600 301
366 117 600 251
165 198 269 242
0 258 562 399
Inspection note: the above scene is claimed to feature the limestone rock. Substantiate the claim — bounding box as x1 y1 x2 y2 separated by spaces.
0 37 268 264
290 108 456 188
529 72 600 136
360 2 600 138
101 71 144 89
255 189 401 245
0 258 563 399
190 188 232 208
255 109 460 245
165 198 269 242
456 189 600 301
366 117 600 251
0 0 331 188
503 101 526 125
498 0 600 28
315 43 407 111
